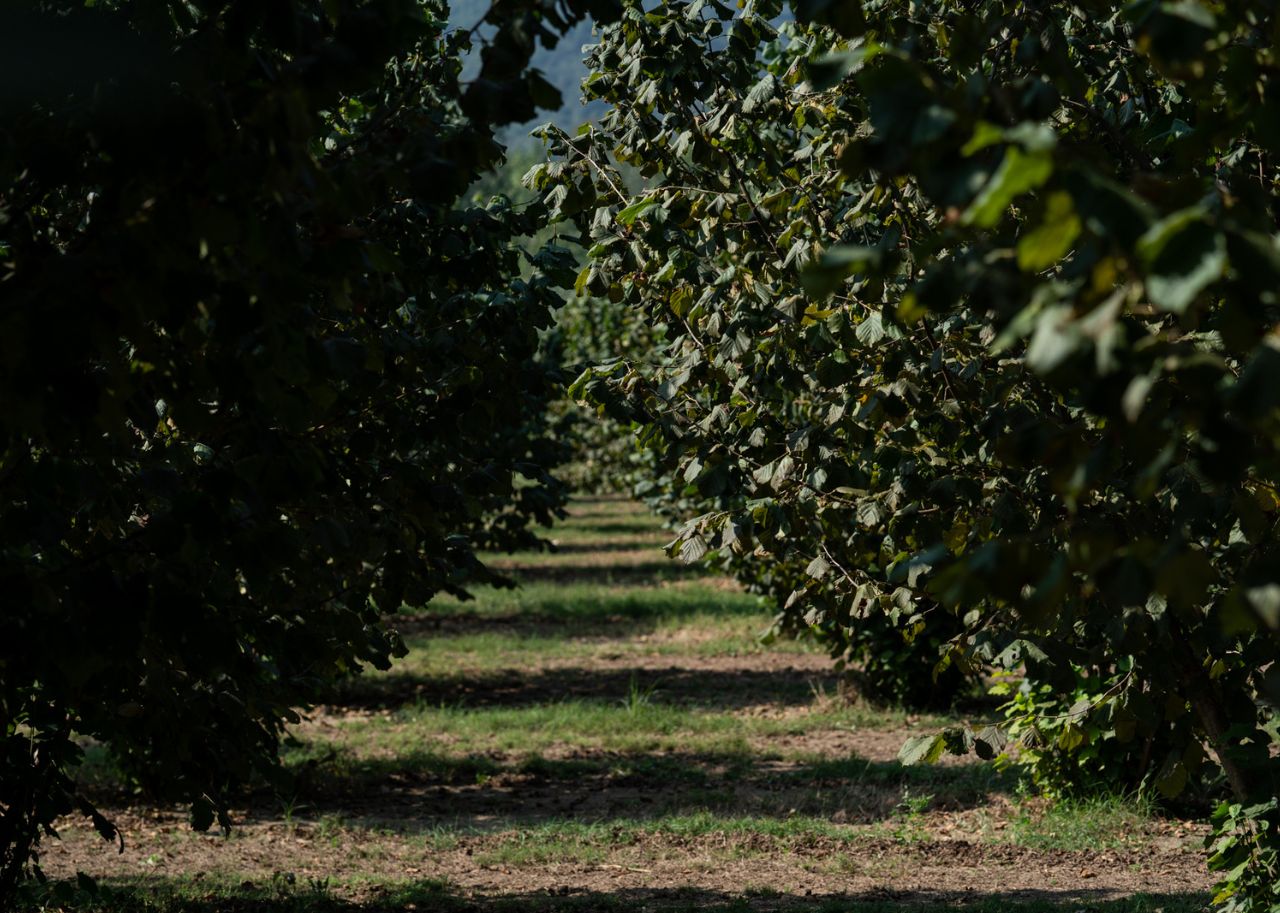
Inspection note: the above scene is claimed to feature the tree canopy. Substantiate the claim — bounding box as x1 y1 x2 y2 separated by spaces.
552 0 1280 905
3 0 1279 907
0 0 616 898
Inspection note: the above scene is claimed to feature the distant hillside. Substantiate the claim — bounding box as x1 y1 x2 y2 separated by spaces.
448 0 606 147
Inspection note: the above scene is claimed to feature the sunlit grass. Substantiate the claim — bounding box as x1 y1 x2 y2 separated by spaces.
469 813 866 867
303 697 943 759
1006 791 1161 851
381 618 812 677
48 498 1207 910
410 580 760 623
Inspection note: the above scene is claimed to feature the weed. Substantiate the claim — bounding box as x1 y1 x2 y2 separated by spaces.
896 786 934 817
620 673 661 715
277 794 311 830
1007 791 1159 851
314 813 347 843
888 786 934 843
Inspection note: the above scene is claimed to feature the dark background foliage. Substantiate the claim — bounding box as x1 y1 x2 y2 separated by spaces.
0 0 618 899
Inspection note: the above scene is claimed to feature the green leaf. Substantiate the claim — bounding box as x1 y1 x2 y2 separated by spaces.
742 75 776 114
190 798 216 832
1244 583 1280 629
800 245 881 299
963 147 1054 227
805 554 831 579
961 121 1006 156
75 872 99 896
973 725 1008 761
1137 206 1226 313
1017 191 1081 271
617 197 662 227
526 69 563 111
1025 304 1081 374
679 535 709 563
855 312 886 346
898 733 946 766
807 45 882 90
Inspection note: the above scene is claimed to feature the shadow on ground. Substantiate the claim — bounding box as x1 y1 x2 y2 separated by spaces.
543 540 667 555
491 559 709 584
395 585 760 633
321 664 838 711
274 747 1012 831
552 520 665 536
16 881 1212 913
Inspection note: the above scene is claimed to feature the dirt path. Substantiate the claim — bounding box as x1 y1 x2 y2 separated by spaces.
41 498 1213 911
42 808 1209 903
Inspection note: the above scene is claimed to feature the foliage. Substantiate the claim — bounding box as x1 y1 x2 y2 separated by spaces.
537 137 965 707
1208 798 1280 912
558 293 963 705
547 292 666 493
0 0 616 900
546 0 1280 902
993 667 1193 800
450 0 607 143
733 545 971 709
520 152 665 495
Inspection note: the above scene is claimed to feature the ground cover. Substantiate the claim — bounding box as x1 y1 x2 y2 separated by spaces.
27 499 1213 912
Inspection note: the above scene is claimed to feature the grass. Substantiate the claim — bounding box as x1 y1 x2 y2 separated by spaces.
381 609 812 672
295 696 947 761
532 514 669 543
1006 791 1162 851
408 579 763 623
467 813 871 867
45 498 1209 911
281 738 1006 798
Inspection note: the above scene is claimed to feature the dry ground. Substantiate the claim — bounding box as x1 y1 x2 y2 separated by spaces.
30 498 1213 912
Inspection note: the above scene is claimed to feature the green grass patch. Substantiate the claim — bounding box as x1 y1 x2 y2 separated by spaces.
544 515 668 541
313 697 941 759
408 580 763 624
489 543 669 566
382 615 811 673
472 813 865 867
1006 791 1161 851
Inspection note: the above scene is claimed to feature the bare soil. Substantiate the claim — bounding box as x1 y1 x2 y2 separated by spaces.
43 808 1209 902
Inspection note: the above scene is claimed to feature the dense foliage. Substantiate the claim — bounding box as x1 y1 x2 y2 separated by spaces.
0 0 615 899
550 0 1280 905
993 665 1193 798
541 157 964 708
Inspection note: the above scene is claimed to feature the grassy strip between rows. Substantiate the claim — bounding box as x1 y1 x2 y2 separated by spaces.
52 502 1199 908
401 801 1166 861
289 698 951 758
376 614 817 676
411 581 763 622
281 742 1005 789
